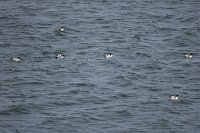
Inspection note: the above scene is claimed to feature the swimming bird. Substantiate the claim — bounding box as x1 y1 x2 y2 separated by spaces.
60 27 64 32
104 53 113 58
12 57 20 62
169 95 179 100
185 53 192 58
56 54 65 59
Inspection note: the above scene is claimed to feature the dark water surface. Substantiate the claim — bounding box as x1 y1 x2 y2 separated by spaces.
0 0 200 132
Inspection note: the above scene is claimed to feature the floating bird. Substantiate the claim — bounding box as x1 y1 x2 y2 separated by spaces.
185 53 192 58
60 27 64 32
12 57 20 62
56 54 65 59
104 53 113 58
169 95 179 100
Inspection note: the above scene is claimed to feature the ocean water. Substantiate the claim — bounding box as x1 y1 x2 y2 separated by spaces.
0 0 200 132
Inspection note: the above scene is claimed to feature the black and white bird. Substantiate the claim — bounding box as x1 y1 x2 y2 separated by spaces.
185 53 192 58
169 95 179 100
104 53 113 58
56 54 65 59
12 57 20 62
60 26 64 32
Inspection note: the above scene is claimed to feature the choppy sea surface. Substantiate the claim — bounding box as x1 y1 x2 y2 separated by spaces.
0 0 200 132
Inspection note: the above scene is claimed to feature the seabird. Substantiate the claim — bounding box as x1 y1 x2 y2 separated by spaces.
56 54 65 58
104 53 113 58
185 53 192 58
169 95 179 100
12 57 20 62
60 27 64 32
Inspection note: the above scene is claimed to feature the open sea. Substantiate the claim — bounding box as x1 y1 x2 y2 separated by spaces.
0 0 200 132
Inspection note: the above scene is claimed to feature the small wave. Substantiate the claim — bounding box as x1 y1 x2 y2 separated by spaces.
69 82 96 88
136 52 152 58
0 105 30 115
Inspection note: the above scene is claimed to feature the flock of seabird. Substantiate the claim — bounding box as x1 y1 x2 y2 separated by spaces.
11 26 194 101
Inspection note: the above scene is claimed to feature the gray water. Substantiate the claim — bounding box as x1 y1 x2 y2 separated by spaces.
0 0 200 133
